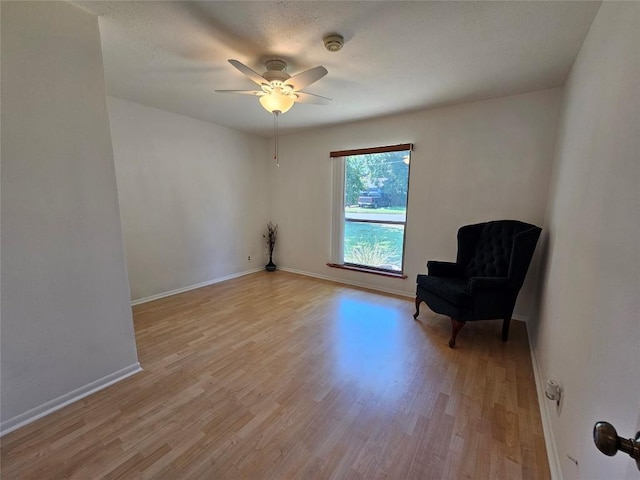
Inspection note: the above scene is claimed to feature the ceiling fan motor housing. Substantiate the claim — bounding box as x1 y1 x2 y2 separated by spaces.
263 59 290 84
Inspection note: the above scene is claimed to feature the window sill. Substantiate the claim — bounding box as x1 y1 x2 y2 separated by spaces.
326 263 407 279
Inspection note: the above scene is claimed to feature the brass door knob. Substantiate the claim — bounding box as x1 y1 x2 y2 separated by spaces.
593 421 640 471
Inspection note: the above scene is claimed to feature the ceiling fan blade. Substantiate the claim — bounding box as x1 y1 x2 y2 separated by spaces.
294 91 332 105
285 66 328 91
228 59 268 86
215 89 263 95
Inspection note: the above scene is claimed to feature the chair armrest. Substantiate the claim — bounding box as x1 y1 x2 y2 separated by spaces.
468 276 511 292
427 261 464 277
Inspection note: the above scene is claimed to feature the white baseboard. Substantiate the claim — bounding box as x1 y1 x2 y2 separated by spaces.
526 322 562 480
134 265 531 323
131 268 263 306
0 363 142 437
512 313 528 322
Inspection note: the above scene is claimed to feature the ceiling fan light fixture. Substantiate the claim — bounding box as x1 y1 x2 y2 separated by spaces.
259 89 295 114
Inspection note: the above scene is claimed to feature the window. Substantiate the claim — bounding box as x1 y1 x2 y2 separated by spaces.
330 144 412 276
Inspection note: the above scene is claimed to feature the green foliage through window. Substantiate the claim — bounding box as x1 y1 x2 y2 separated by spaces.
344 151 410 208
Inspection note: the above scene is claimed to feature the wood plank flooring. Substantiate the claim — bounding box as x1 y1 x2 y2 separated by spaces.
1 271 550 479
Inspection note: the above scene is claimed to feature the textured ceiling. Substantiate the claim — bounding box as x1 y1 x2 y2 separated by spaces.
73 1 601 137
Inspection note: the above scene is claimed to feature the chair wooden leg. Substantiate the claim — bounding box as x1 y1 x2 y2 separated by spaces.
449 319 465 348
502 317 511 342
413 297 421 319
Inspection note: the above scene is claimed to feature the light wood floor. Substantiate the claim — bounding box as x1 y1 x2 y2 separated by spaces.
1 271 550 479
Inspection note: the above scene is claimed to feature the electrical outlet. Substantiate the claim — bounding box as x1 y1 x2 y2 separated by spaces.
247 255 251 261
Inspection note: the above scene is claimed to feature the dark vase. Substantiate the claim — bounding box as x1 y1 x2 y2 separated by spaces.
265 254 276 272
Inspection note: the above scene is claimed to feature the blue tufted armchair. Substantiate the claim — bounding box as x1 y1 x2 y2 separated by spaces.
414 220 541 348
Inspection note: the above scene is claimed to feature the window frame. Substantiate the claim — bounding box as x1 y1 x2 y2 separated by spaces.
329 143 413 277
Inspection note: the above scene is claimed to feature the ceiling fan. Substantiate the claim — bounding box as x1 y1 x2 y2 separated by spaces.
215 59 331 114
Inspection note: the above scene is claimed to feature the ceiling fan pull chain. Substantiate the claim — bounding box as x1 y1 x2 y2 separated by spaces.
274 111 279 167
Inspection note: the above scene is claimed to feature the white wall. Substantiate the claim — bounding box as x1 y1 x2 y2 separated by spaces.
531 3 640 479
107 97 270 301
270 88 562 318
1 2 140 432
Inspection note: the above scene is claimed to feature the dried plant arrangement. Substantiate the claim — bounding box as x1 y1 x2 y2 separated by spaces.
264 222 278 271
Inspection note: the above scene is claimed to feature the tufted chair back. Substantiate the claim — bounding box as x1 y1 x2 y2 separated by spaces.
464 222 520 277
460 220 541 287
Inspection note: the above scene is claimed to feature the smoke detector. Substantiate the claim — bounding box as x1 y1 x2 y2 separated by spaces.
323 34 344 52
